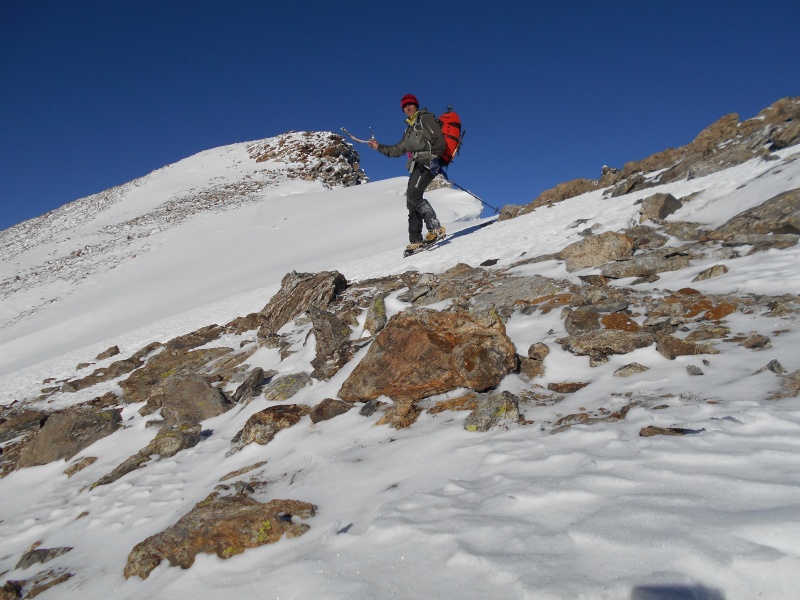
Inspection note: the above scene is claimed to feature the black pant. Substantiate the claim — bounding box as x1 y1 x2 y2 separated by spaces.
406 165 441 243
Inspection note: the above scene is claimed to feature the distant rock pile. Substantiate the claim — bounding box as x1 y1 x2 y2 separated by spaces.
247 131 366 187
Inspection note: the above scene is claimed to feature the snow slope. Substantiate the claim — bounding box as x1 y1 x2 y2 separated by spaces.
0 139 799 600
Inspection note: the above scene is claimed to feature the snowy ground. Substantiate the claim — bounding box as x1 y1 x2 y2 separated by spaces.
0 141 799 599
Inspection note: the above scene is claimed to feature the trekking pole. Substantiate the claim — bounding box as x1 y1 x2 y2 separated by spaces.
440 170 501 215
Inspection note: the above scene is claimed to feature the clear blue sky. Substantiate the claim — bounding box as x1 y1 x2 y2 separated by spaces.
2 0 798 230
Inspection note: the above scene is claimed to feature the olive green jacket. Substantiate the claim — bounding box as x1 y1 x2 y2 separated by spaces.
378 108 446 171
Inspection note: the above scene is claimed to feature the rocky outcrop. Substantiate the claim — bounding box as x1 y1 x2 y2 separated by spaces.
500 97 800 219
338 309 517 403
257 271 348 337
124 490 316 579
246 131 366 187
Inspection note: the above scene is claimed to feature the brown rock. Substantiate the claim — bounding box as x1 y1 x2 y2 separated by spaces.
655 334 720 359
560 232 635 272
559 330 655 365
124 492 315 579
338 309 517 403
693 264 729 282
547 382 590 394
17 409 122 468
309 399 352 423
258 270 347 336
230 404 311 452
140 375 233 427
564 307 601 335
639 193 682 223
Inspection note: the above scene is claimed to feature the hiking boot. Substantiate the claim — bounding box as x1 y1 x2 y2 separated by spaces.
423 226 446 244
405 242 423 252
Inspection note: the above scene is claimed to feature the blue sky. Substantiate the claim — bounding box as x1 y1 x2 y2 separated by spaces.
1 0 798 230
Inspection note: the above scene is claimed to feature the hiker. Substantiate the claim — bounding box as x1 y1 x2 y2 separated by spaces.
368 93 447 252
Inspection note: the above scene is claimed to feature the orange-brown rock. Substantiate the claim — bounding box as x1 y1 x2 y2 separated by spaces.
338 309 517 403
124 493 315 579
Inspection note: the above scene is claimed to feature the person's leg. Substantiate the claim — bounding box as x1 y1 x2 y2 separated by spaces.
406 166 440 233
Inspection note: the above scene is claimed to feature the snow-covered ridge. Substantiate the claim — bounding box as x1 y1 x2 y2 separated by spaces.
0 131 366 332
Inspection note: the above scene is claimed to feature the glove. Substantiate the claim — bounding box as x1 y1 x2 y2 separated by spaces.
429 158 440 175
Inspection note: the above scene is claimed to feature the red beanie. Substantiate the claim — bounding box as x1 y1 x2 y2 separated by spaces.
400 93 419 109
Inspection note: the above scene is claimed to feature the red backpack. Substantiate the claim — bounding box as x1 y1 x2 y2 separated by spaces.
438 108 463 165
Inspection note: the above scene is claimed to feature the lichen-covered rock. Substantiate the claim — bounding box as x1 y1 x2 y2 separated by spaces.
464 391 521 432
338 309 517 403
263 373 313 401
124 492 315 579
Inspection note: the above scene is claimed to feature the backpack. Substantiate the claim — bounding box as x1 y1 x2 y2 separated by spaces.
438 108 463 165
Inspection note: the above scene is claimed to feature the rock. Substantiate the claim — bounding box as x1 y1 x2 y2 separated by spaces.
93 425 203 487
693 264 729 282
710 188 800 240
684 325 730 342
309 398 352 423
623 225 669 250
309 308 357 380
614 363 650 377
96 345 120 360
687 365 704 376
15 547 72 570
257 270 347 337
739 333 771 350
263 373 313 402
464 391 521 432
600 252 691 279
359 399 386 417
768 369 800 400
139 375 233 427
656 334 719 360
558 330 655 366
62 341 163 393
375 402 421 429
755 359 786 375
639 193 682 223
547 382 590 393
338 309 517 403
119 346 233 404
230 404 311 452
564 307 601 335
527 343 550 361
124 491 315 579
560 232 635 272
17 409 122 469
64 456 98 477
247 131 366 186
600 313 640 331
640 426 705 437
364 294 388 334
232 368 266 404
